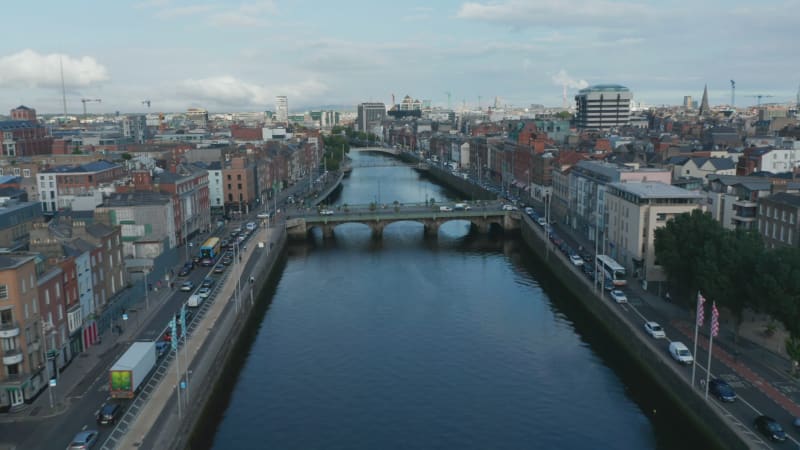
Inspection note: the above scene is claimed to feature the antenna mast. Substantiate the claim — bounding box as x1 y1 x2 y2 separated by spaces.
60 56 68 121
730 80 735 108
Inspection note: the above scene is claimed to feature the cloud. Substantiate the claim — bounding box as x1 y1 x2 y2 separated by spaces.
456 0 655 28
152 0 276 28
0 49 109 88
551 69 588 89
176 75 328 107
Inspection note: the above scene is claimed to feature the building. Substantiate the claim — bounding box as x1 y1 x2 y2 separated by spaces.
0 106 53 157
275 96 288 123
195 161 224 214
605 182 703 291
736 147 800 176
150 165 211 245
223 157 257 215
566 160 672 242
95 192 177 257
757 192 800 249
574 85 633 130
121 115 149 144
185 108 209 128
356 103 386 134
705 175 799 230
37 160 125 213
36 265 70 378
666 156 737 182
0 201 43 250
0 253 45 411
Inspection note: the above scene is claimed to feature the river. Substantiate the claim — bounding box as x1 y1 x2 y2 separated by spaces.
204 151 714 450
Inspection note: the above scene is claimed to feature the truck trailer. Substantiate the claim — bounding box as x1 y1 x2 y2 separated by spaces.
109 341 157 399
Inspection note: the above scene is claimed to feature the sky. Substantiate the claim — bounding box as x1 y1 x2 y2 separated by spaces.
0 0 798 114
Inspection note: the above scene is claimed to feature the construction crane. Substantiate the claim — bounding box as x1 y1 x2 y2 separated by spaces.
80 98 102 119
142 100 151 108
748 94 774 107
730 80 735 107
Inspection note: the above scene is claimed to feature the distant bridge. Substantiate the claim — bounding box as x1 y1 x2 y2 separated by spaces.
349 146 402 156
285 202 520 240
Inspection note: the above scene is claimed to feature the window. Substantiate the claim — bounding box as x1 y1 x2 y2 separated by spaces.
0 285 7 299
22 169 30 177
45 290 50 305
13 168 20 176
21 278 25 293
31 299 37 314
237 174 242 180
58 304 63 320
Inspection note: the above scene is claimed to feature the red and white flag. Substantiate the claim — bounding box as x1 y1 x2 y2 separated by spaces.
711 302 720 337
696 292 706 327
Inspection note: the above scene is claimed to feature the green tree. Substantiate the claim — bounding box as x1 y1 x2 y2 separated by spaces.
654 210 725 306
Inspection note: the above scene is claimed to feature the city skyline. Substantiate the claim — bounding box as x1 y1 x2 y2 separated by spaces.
0 0 797 114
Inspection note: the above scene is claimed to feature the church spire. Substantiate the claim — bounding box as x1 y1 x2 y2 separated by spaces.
699 84 710 116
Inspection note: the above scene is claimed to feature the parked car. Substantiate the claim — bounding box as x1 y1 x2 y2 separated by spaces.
609 289 627 303
582 264 595 280
708 378 737 402
502 204 517 211
67 430 99 449
214 265 226 274
643 321 666 339
569 253 584 266
222 257 233 266
754 415 786 442
319 209 334 215
439 206 453 212
178 263 193 277
668 341 694 364
201 277 215 288
96 403 121 425
537 217 547 227
180 281 194 292
197 287 212 298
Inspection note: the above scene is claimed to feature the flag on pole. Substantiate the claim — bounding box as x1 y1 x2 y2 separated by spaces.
711 302 720 337
696 292 706 326
170 318 178 351
180 305 187 340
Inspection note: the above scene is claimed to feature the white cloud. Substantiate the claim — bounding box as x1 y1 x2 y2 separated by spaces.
0 49 109 89
176 75 328 108
153 0 276 28
551 69 588 89
456 0 655 27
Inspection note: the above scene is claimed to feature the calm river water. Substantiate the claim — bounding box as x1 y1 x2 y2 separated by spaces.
205 151 713 450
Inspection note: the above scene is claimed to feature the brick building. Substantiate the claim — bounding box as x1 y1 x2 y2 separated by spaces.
757 192 800 249
0 106 52 157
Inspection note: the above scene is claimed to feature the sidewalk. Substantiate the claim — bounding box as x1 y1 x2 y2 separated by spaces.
116 224 275 449
0 265 180 423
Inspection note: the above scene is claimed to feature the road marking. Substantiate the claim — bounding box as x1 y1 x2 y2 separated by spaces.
82 424 88 430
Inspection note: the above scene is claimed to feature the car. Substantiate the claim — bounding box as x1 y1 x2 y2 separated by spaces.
454 203 471 211
155 341 169 358
213 265 226 274
257 212 270 219
502 204 517 211
319 209 334 215
537 217 547 227
201 277 215 288
644 321 666 339
668 341 694 364
67 430 99 449
609 289 627 303
96 403 121 425
197 287 212 298
708 378 737 402
439 206 453 212
180 281 194 292
192 255 201 264
524 207 534 215
222 257 233 266
569 253 584 266
754 415 786 442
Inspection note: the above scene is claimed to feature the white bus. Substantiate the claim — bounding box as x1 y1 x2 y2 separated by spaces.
596 255 627 287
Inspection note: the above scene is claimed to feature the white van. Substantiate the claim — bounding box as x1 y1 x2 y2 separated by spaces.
669 341 693 364
246 221 257 231
187 294 203 308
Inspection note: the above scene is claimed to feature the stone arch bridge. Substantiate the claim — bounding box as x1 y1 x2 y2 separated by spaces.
285 204 521 240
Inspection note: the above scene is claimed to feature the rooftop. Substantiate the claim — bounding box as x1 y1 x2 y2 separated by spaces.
41 160 120 174
578 84 630 94
0 253 37 271
608 181 704 200
765 192 800 208
103 191 171 207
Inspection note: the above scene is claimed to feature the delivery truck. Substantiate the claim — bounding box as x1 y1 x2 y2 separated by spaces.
109 341 157 399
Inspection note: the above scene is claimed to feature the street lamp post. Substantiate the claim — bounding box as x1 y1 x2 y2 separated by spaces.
41 320 54 409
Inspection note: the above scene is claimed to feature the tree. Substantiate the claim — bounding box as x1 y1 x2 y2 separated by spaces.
121 153 132 161
654 210 725 306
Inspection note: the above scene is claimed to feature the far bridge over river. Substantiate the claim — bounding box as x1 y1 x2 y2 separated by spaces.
285 202 521 240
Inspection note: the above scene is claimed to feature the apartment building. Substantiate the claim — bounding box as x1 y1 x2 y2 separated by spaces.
574 85 633 130
605 182 703 292
37 160 125 213
758 192 800 249
0 201 44 250
0 253 45 411
223 157 257 215
0 106 53 157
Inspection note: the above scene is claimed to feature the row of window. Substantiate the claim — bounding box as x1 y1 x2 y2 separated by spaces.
760 204 797 224
0 167 30 177
760 220 794 244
